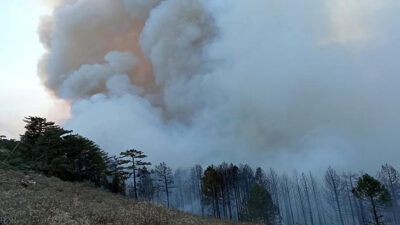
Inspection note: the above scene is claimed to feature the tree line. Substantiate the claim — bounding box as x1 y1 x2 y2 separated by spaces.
151 163 396 225
1 116 399 225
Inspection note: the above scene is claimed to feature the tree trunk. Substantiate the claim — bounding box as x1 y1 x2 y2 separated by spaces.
359 198 367 225
284 177 295 225
214 187 221 218
388 178 400 225
345 181 357 225
296 179 308 225
132 157 137 200
164 175 170 208
310 173 325 225
234 186 240 221
226 186 233 219
199 182 204 216
221 189 227 218
370 197 380 225
332 180 345 225
302 174 315 225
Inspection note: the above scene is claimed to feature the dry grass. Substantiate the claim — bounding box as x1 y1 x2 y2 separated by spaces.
0 170 254 225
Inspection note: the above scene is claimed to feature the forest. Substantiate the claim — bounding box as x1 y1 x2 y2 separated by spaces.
1 116 399 225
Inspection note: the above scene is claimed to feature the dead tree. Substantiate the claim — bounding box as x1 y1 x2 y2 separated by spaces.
155 162 174 208
324 167 345 225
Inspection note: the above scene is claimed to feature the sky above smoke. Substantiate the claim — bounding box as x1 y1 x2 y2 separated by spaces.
34 0 400 172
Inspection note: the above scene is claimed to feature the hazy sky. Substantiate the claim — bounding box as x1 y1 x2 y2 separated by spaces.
0 0 69 138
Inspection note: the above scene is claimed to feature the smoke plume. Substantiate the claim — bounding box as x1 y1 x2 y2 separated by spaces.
38 0 400 172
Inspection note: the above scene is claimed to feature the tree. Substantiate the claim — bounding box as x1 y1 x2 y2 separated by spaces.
352 174 391 225
324 167 345 225
118 149 151 199
173 168 189 210
0 136 21 169
3 116 109 185
243 183 278 224
294 172 308 225
239 164 255 201
155 162 174 208
190 165 204 216
0 136 18 150
226 164 240 220
301 173 314 225
105 156 126 195
267 169 282 225
217 163 232 219
61 134 108 185
137 166 155 201
281 174 295 225
255 167 268 188
309 172 327 225
202 166 223 218
20 117 70 164
379 164 400 225
342 173 358 225
21 116 57 144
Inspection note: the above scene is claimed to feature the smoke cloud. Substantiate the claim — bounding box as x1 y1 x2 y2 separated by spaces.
38 0 400 172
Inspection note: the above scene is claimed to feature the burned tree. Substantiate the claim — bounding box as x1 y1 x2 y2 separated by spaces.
155 162 174 208
378 164 400 225
324 167 345 225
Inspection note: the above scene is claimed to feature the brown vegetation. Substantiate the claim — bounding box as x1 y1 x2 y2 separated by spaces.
0 170 252 225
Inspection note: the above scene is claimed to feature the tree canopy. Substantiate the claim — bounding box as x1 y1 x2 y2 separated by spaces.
242 183 277 224
352 174 391 225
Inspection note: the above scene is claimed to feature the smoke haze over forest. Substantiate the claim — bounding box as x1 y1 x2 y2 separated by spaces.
32 0 400 172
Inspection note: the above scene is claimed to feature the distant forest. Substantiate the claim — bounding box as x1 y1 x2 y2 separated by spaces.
1 116 399 225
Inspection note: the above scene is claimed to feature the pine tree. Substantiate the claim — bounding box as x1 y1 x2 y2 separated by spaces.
243 183 278 224
20 117 68 162
105 156 126 195
352 174 391 225
137 166 155 201
202 166 223 218
21 116 57 146
118 149 151 200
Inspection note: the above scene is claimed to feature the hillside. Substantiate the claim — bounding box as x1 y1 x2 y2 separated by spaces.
0 170 251 225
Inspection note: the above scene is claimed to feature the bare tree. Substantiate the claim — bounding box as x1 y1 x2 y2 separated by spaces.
281 174 295 225
324 167 345 225
309 172 327 225
191 165 204 215
268 169 282 225
155 162 174 208
342 173 358 225
301 173 315 225
294 171 308 225
378 164 400 225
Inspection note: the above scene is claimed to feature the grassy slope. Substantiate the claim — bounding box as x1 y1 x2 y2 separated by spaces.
0 170 252 225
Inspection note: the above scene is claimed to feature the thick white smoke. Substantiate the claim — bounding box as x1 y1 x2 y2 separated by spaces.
39 0 400 172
